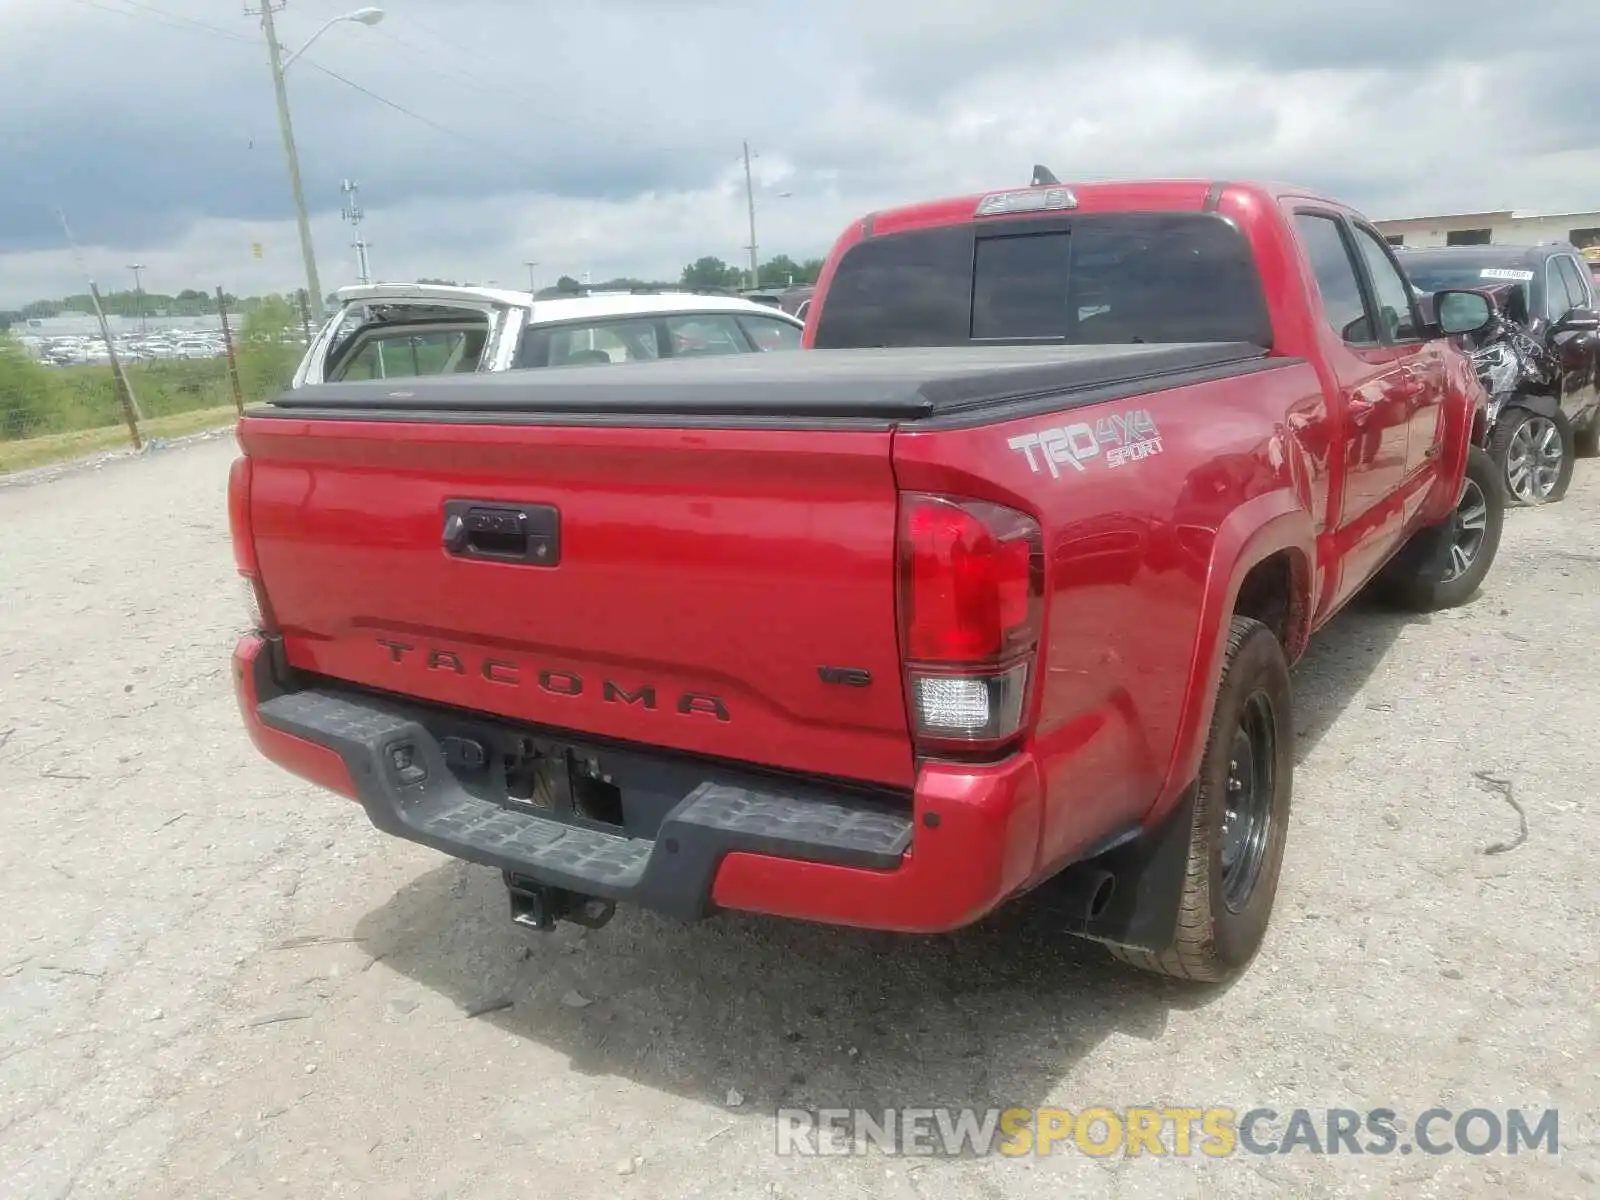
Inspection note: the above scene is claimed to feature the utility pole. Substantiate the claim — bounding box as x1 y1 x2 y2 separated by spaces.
742 140 760 290
126 263 148 336
251 0 325 323
341 179 372 284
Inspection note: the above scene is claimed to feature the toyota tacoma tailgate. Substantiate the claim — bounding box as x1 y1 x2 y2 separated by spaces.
236 379 916 789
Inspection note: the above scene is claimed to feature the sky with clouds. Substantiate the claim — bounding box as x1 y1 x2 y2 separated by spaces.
1 0 1597 307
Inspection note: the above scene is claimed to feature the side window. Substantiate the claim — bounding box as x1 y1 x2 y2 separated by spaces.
738 315 802 351
1544 262 1572 322
665 313 747 356
1293 214 1374 344
1351 226 1421 342
330 328 484 382
1063 215 1273 345
1555 256 1591 313
546 320 660 366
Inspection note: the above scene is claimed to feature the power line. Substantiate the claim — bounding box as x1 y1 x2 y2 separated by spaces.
289 2 718 160
61 0 252 43
285 0 510 82
65 0 534 182
116 0 254 41
58 0 741 214
369 27 546 110
297 59 492 145
235 0 548 120
358 8 518 82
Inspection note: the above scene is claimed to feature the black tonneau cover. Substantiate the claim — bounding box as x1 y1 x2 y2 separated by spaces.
261 342 1274 426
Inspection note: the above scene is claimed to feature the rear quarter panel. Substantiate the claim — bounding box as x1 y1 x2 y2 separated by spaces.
892 359 1328 878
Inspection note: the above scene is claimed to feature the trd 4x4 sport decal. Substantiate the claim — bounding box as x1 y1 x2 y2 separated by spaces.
1007 409 1164 478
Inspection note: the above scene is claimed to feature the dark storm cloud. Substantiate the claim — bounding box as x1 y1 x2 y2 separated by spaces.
1 0 1598 278
0 0 817 253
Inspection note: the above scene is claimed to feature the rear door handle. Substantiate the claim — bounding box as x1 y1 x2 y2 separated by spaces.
442 500 561 565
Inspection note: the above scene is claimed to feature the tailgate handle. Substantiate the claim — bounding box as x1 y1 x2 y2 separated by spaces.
442 500 561 566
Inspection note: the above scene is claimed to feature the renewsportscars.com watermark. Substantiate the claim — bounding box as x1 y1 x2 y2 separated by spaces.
775 1107 1561 1159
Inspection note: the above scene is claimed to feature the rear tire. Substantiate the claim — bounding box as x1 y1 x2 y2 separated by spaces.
1490 406 1574 505
1377 445 1504 613
1574 412 1600 459
1108 616 1293 983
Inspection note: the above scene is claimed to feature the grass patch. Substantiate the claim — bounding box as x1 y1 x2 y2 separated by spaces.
0 406 240 475
2 296 305 455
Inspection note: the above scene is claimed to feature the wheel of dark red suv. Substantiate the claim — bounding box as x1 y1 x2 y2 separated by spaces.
1109 615 1293 983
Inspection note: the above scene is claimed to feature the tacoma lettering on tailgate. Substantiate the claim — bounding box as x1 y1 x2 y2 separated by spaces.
1007 409 1164 477
376 639 731 721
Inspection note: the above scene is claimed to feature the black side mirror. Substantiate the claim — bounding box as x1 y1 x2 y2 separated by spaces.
1553 307 1600 333
1433 289 1494 336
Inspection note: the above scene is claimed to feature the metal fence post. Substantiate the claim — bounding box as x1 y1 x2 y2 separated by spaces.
216 286 245 415
87 281 142 451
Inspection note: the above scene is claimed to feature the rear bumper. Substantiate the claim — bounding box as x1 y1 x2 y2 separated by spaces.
233 633 1045 933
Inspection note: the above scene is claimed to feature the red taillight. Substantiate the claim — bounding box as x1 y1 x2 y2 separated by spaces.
898 494 1043 753
228 454 277 632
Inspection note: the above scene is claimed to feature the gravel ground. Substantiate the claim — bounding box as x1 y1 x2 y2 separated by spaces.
1 436 1596 1200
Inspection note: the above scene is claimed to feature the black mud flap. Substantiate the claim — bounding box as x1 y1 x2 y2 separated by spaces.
1395 520 1455 583
1037 786 1197 953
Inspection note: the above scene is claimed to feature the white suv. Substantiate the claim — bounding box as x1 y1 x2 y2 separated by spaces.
290 284 805 388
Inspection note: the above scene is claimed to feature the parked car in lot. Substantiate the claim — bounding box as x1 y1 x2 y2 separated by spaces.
1458 286 1571 503
288 284 804 388
1400 244 1600 504
231 178 1504 986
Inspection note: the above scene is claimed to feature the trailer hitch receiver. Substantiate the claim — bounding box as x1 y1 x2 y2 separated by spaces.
504 872 616 932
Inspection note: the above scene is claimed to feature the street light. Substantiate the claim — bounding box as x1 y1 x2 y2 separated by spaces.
255 4 386 325
280 7 385 70
126 263 147 336
524 260 540 294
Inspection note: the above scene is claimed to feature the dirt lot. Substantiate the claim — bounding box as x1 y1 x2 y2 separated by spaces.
1 435 1596 1199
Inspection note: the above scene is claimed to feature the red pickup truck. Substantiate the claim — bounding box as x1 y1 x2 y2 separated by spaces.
230 178 1504 983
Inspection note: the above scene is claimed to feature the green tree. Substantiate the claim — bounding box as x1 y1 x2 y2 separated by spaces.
757 257 825 286
758 255 807 287
235 295 304 402
680 256 742 290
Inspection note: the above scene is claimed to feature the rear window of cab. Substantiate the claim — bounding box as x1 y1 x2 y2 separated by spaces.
811 212 1272 350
